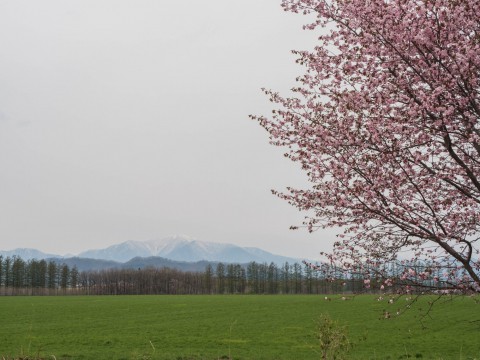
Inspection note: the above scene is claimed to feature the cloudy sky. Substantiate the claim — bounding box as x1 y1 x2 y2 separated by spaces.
0 0 337 259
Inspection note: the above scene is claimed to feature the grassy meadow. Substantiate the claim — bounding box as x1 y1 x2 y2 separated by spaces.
0 294 479 359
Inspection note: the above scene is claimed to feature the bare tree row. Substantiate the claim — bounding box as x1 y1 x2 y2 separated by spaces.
0 255 452 296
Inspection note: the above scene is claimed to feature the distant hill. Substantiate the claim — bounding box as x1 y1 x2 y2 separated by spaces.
122 257 218 272
0 248 60 261
40 256 217 272
47 257 122 272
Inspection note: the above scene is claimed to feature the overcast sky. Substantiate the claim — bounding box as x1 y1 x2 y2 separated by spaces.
0 0 337 259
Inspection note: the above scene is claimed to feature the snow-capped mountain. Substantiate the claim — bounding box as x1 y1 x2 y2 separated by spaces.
1 236 303 265
78 235 300 264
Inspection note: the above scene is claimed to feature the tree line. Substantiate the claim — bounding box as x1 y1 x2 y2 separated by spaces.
0 256 78 295
0 255 450 296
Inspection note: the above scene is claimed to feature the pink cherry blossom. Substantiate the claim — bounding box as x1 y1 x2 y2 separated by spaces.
253 0 480 293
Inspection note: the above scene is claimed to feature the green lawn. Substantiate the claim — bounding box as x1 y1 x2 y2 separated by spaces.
0 295 478 359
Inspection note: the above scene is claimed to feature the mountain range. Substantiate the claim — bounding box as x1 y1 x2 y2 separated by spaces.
0 235 302 267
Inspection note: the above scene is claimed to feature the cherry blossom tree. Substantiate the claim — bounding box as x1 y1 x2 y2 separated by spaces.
253 0 480 293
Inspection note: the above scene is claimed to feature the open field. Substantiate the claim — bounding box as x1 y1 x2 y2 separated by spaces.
0 295 479 359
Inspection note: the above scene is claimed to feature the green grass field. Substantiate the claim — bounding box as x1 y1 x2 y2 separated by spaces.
0 295 479 359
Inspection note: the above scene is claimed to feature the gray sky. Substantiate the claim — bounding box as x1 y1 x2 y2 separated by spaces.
0 0 337 259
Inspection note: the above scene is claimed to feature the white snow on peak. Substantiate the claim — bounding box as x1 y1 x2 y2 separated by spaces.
143 235 195 255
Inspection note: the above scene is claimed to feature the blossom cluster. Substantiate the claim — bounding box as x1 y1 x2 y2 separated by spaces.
254 0 480 292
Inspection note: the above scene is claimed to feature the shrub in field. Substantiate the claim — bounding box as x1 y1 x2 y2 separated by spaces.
315 314 350 359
